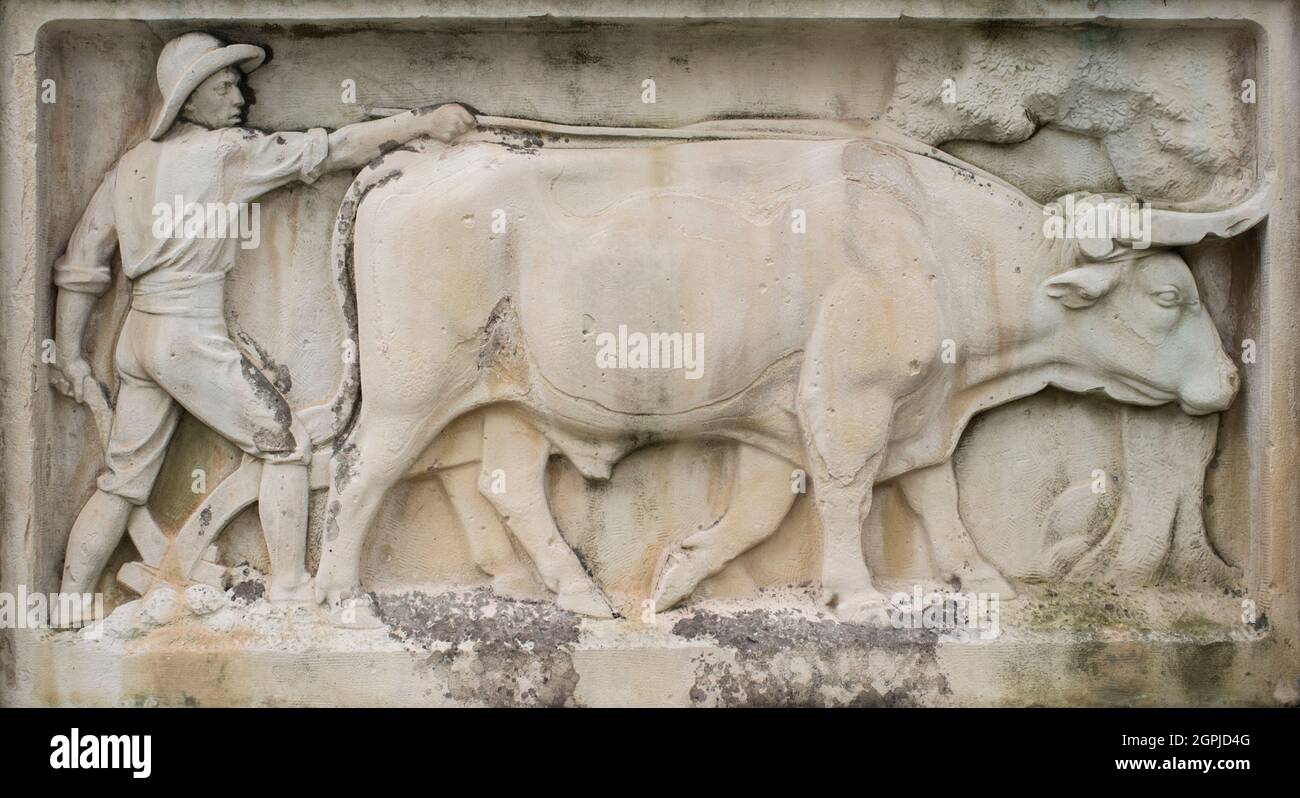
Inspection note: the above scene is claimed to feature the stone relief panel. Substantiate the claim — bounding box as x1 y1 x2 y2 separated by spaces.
7 9 1292 707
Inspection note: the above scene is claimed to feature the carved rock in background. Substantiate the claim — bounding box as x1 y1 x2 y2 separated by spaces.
952 395 1237 588
886 25 1256 206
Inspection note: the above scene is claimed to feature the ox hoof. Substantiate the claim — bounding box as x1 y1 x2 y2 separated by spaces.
556 584 614 619
958 564 1017 600
325 591 385 629
651 549 707 612
826 589 891 627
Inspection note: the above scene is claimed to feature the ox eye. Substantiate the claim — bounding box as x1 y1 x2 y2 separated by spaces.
1152 287 1182 308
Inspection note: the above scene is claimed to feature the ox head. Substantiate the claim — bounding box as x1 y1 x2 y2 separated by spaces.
1037 177 1273 415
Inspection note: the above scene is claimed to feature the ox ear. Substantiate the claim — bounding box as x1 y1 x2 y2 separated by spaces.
1044 264 1121 309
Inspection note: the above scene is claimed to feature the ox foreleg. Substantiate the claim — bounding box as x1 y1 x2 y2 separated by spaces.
896 460 1016 599
478 409 614 618
316 410 437 627
798 285 894 623
651 443 797 611
806 459 890 625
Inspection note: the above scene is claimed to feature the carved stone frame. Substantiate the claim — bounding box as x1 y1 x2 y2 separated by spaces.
1 1 1296 706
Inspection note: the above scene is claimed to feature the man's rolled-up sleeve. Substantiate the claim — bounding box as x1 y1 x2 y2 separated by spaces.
231 127 331 200
53 170 117 296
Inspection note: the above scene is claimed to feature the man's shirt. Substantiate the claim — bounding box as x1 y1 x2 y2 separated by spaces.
54 122 329 300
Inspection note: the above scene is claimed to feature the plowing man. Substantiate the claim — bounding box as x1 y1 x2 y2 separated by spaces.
50 32 475 616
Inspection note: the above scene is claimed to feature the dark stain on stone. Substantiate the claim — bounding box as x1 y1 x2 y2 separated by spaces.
238 354 295 453
228 579 265 605
374 588 581 707
413 101 483 117
330 166 406 447
95 378 115 410
673 606 938 651
366 146 414 171
488 127 544 155
672 606 947 707
231 323 293 395
331 443 359 496
378 588 581 651
477 296 521 371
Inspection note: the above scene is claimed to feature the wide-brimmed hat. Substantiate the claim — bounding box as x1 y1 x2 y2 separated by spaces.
148 32 265 140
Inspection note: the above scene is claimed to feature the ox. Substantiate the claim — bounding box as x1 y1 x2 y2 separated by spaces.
306 130 1265 626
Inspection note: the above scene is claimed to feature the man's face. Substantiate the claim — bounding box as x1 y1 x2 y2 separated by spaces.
180 66 246 129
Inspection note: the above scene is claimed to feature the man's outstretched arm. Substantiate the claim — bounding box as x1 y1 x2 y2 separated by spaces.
321 104 476 173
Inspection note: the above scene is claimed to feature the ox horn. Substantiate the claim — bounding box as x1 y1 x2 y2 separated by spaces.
1125 168 1279 247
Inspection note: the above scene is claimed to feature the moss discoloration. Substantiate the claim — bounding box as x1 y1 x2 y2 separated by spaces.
1021 584 1150 633
1169 612 1226 639
1173 640 1236 704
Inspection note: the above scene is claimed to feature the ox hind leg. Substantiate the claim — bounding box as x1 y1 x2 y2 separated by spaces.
438 463 538 596
316 408 453 627
651 443 797 611
477 408 613 618
895 460 1016 598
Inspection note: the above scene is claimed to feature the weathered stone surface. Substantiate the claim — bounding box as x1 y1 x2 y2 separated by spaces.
15 585 1277 707
1 1 1297 707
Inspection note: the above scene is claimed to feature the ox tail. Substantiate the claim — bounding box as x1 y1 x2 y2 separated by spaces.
297 161 402 450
